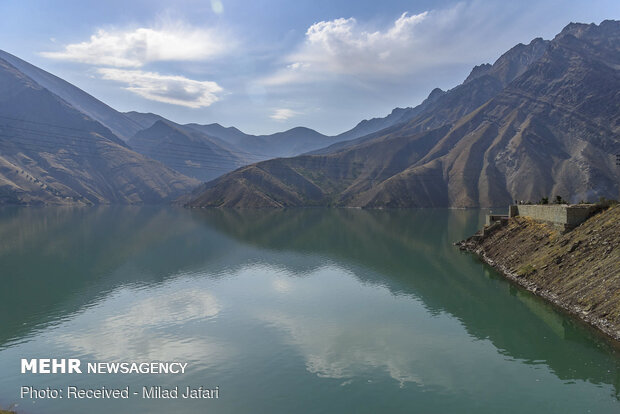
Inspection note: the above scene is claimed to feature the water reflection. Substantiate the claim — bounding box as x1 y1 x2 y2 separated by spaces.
250 264 487 390
0 206 233 346
55 284 222 362
192 208 620 395
0 206 618 411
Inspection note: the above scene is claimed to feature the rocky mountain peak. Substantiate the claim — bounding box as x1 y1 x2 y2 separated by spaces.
464 64 492 84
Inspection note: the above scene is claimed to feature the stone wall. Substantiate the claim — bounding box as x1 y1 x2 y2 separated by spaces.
508 204 597 231
566 205 598 226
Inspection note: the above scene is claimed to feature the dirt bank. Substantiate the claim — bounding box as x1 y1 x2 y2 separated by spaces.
457 205 620 342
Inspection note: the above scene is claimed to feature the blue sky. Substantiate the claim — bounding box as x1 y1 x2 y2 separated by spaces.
1 0 618 135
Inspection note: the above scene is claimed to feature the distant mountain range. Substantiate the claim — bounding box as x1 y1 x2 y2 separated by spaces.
186 21 620 208
123 111 402 179
1 20 618 207
124 112 344 181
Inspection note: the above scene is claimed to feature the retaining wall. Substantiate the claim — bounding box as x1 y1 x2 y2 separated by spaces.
508 204 597 230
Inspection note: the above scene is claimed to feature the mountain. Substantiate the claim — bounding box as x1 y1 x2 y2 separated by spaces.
332 107 421 142
123 111 168 130
185 20 620 208
126 88 471 174
0 50 142 141
312 37 549 156
128 119 248 182
0 56 198 205
331 88 448 144
184 123 249 144
185 124 337 159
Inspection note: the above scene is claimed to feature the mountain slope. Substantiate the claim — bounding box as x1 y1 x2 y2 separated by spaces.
0 57 198 205
128 120 249 182
186 20 620 208
0 50 142 141
361 21 619 208
333 106 425 142
313 37 549 156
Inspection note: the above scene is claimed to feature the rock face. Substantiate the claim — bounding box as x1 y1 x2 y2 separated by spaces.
0 56 198 205
457 204 620 342
186 21 620 208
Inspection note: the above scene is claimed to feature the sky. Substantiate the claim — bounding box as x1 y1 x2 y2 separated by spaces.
0 0 618 135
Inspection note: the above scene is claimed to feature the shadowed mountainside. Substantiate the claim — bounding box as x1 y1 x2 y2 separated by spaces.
0 57 198 205
0 50 143 141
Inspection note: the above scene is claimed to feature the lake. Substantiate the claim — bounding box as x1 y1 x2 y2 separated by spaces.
0 207 618 413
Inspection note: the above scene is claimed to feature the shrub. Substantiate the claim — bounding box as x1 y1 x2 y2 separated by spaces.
554 195 566 204
597 196 618 209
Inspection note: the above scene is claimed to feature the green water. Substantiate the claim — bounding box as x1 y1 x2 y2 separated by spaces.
0 207 618 413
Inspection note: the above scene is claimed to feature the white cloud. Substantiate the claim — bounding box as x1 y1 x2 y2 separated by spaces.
98 68 223 108
261 2 526 86
41 23 231 67
270 108 299 121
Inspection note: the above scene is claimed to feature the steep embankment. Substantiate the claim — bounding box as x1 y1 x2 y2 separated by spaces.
457 205 620 342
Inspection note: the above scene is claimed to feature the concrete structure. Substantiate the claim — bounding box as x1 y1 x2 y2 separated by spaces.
486 214 509 227
508 204 598 231
480 216 508 237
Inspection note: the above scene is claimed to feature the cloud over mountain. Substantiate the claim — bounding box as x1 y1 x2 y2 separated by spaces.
98 68 223 108
270 108 299 121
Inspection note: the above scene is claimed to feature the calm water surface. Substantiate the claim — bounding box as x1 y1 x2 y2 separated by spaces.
0 207 618 413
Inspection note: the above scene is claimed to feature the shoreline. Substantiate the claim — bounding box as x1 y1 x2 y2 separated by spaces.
456 206 620 345
457 240 620 344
